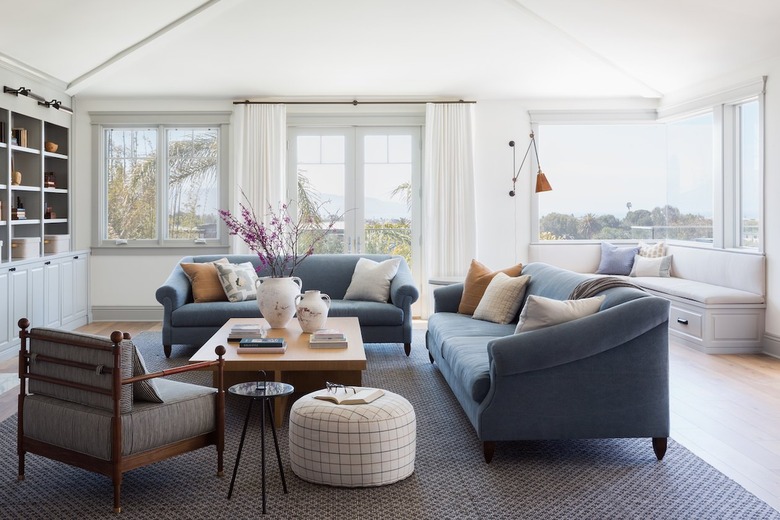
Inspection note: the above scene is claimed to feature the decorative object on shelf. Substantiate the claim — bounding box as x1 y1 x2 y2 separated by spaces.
44 172 56 188
12 196 26 220
255 276 303 329
3 85 73 114
12 170 22 186
295 290 331 333
508 132 552 197
44 205 56 219
44 141 58 153
12 128 27 147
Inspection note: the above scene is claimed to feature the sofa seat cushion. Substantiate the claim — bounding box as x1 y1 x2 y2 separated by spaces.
328 300 403 326
631 276 764 305
427 313 513 403
23 380 216 460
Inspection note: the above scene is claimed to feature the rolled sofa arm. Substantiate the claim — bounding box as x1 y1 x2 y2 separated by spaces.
155 257 195 312
389 259 420 309
487 296 670 376
433 283 464 313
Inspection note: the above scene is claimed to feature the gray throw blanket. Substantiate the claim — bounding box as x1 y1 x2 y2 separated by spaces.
568 276 645 300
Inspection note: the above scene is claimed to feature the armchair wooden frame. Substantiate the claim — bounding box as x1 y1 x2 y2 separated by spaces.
17 318 227 514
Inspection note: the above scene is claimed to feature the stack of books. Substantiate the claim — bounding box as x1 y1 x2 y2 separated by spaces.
237 337 287 354
228 323 266 341
309 329 348 349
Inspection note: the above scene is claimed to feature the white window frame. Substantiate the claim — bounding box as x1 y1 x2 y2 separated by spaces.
90 112 231 252
530 79 766 253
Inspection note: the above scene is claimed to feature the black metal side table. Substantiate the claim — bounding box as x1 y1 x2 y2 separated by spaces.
227 376 294 514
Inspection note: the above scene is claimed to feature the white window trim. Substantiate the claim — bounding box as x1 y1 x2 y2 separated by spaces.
528 80 766 253
90 111 231 252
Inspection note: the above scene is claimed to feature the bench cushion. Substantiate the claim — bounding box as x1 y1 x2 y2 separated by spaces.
632 277 764 305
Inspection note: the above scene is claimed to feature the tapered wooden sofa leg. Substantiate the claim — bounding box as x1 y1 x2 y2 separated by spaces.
404 343 411 356
652 437 667 461
164 344 172 358
483 441 495 463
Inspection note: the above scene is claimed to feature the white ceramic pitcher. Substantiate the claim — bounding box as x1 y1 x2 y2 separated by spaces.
295 290 331 333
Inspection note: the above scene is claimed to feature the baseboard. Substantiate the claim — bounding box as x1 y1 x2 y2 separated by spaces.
91 306 163 322
763 333 780 359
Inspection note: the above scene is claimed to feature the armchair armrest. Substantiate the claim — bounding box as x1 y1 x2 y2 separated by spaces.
487 296 670 376
433 283 464 313
389 259 420 309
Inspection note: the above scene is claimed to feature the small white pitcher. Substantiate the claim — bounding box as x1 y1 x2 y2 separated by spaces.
295 290 332 333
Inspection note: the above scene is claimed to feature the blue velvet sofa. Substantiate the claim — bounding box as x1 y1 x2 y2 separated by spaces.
156 254 419 358
426 262 670 462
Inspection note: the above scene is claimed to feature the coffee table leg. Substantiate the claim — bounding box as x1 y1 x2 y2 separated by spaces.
266 399 288 493
228 398 254 499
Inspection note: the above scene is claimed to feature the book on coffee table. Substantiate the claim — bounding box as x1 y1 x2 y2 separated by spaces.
309 338 348 349
237 337 287 354
228 323 267 340
313 387 384 405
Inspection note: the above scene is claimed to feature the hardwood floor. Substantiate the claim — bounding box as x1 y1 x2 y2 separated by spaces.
1 321 779 512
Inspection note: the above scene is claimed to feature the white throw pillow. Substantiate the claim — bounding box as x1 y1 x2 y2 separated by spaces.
216 262 259 302
472 273 531 324
630 254 672 278
515 294 605 333
638 241 667 258
344 257 402 302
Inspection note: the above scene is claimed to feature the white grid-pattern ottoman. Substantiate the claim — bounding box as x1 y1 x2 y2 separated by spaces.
289 389 416 487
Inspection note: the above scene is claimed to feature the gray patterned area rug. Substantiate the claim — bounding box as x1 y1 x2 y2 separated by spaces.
1 330 778 519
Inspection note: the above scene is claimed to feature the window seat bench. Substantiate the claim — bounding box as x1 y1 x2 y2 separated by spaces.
528 243 766 354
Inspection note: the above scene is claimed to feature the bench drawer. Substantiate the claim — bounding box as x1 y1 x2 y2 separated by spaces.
669 306 702 339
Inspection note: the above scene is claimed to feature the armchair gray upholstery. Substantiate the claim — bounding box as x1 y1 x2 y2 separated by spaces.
17 319 226 513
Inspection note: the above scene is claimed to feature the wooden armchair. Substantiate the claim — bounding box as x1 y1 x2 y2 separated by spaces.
17 318 226 513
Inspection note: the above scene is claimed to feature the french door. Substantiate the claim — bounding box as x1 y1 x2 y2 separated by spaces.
287 125 422 298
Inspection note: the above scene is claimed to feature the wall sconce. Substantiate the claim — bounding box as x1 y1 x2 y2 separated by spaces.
509 132 552 197
3 86 73 115
38 99 74 115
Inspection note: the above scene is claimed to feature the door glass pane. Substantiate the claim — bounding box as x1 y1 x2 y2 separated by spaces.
739 101 760 248
296 134 346 253
104 128 157 240
363 133 412 264
166 128 220 239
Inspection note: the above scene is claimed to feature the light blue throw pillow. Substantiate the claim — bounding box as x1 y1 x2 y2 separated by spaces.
596 243 640 275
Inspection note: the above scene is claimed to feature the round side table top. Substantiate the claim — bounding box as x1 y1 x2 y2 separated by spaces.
229 381 294 399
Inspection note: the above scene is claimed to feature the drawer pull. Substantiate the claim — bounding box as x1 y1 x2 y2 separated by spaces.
45 261 51 265
9 267 16 272
677 318 689 325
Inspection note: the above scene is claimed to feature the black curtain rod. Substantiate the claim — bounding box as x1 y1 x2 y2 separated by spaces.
233 99 476 105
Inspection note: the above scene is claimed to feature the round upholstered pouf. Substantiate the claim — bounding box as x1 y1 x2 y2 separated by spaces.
289 389 416 487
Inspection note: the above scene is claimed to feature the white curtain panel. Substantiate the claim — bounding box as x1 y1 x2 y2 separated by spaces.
233 103 287 253
423 103 478 282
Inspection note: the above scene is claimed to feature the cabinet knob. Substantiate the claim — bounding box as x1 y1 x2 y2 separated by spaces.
74 256 79 259
9 267 16 272
677 318 689 325
45 261 51 265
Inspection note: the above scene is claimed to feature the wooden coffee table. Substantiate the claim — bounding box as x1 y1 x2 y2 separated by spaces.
189 317 367 426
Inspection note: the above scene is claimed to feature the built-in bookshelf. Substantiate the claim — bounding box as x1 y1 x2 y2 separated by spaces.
0 106 70 261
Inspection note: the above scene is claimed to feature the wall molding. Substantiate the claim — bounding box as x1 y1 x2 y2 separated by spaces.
91 306 163 322
764 333 780 359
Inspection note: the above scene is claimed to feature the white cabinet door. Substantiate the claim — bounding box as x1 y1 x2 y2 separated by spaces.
44 259 62 327
10 267 30 341
72 254 88 321
28 264 45 329
60 257 75 325
0 271 11 355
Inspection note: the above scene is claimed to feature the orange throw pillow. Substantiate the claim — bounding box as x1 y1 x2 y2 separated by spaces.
181 258 230 303
458 259 523 315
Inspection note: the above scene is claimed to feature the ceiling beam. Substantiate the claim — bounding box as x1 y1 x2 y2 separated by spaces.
66 0 236 96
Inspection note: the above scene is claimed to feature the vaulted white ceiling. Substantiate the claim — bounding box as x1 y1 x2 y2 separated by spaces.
1 0 779 100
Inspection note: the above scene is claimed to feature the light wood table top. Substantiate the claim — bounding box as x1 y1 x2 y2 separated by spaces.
189 317 366 373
